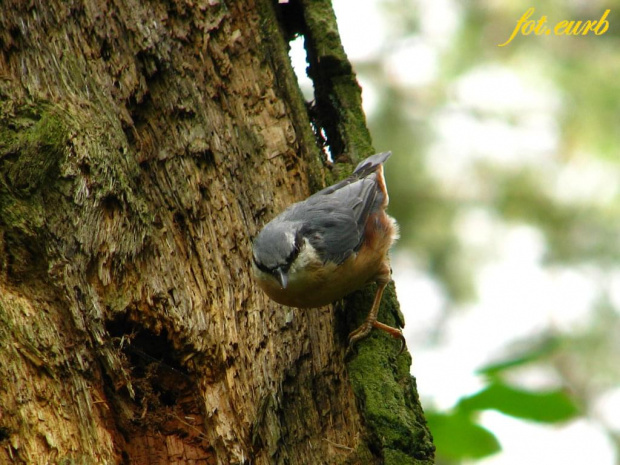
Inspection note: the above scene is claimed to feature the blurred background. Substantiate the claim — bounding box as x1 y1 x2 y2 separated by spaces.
290 0 620 463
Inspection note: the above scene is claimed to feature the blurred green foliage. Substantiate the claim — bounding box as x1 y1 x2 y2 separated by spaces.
348 0 620 462
458 383 579 423
371 0 620 299
426 412 500 461
425 338 582 462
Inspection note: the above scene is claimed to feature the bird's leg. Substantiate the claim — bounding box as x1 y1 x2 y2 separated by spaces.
347 272 405 354
347 281 387 347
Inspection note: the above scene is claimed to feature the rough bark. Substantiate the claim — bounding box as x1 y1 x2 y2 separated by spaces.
0 0 434 464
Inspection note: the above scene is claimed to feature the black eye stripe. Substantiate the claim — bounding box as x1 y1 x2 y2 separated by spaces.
253 256 272 274
286 233 303 263
253 231 303 276
253 256 291 276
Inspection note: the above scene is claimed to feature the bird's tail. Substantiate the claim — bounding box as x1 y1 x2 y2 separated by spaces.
353 151 392 177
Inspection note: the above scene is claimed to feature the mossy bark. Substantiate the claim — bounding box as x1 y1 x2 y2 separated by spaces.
0 0 433 463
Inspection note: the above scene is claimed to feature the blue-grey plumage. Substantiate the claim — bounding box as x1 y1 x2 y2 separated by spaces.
252 152 404 352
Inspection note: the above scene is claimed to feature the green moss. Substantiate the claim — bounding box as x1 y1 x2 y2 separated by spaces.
0 103 69 230
0 104 68 198
384 448 424 465
344 284 434 463
347 341 434 462
301 0 374 163
0 103 70 276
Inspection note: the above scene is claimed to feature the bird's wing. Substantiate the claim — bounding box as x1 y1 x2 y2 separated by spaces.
282 173 384 265
314 151 392 198
278 152 391 264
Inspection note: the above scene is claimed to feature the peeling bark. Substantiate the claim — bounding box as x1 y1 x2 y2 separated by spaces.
0 0 434 463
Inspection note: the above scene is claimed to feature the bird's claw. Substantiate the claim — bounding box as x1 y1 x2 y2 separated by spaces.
346 320 405 356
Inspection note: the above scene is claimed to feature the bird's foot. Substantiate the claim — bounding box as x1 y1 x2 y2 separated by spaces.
347 319 405 356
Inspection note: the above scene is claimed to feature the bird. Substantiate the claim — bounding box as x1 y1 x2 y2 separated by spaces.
251 152 404 352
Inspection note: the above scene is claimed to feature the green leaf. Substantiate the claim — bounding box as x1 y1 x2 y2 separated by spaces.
457 382 580 423
426 411 501 461
477 337 560 377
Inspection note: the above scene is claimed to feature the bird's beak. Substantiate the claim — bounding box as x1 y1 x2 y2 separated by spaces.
275 267 288 289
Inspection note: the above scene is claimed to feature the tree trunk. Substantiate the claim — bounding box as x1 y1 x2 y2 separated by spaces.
0 0 434 463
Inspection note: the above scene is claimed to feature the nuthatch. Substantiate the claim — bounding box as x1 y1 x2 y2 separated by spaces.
252 152 404 352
